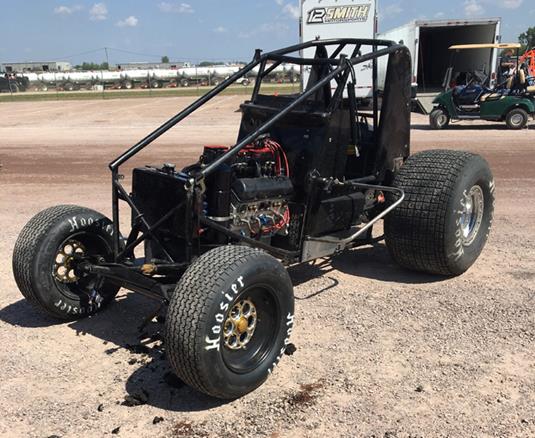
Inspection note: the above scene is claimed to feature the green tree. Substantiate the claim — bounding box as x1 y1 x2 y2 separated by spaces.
161 55 169 63
519 27 535 53
74 62 110 71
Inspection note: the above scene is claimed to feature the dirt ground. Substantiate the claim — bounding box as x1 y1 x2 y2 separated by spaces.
0 97 534 438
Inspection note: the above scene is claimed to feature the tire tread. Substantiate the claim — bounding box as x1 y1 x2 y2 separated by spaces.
385 150 476 275
12 205 101 318
165 245 268 398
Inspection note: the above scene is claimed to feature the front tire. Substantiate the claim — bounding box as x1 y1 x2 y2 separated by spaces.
429 108 450 130
165 246 295 399
385 150 495 276
12 205 119 320
505 108 528 130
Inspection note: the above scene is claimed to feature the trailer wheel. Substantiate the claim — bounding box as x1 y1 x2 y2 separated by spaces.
385 150 494 276
123 80 134 90
12 205 119 320
150 80 160 89
165 246 294 399
63 82 74 92
429 108 450 129
505 108 528 130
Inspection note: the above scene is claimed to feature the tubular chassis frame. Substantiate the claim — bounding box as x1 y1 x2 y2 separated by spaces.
91 39 410 301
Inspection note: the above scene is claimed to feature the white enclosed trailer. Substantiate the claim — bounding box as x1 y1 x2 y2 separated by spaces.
377 18 501 94
300 0 378 98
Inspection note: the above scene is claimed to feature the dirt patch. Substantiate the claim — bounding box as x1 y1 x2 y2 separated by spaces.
171 421 208 437
287 380 325 407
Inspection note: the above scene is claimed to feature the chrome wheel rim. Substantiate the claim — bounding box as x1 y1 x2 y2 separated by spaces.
510 113 523 126
223 299 258 350
53 240 85 283
459 185 484 246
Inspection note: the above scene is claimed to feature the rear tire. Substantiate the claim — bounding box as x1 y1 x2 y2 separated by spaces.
385 150 495 276
429 108 450 130
12 205 119 320
165 246 295 399
505 108 528 130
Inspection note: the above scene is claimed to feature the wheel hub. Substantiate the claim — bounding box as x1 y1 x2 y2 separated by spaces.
511 114 523 126
223 299 257 350
53 240 86 283
459 185 484 246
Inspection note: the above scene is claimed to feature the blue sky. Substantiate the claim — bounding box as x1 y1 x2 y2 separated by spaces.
0 0 532 64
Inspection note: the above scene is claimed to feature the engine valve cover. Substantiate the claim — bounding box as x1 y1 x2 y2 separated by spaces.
232 177 293 201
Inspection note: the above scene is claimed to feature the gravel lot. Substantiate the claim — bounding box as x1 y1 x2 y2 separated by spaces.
0 97 534 438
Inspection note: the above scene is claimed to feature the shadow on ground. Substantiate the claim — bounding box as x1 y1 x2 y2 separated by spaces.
288 243 444 299
0 299 63 328
411 123 516 131
0 242 446 411
0 293 226 412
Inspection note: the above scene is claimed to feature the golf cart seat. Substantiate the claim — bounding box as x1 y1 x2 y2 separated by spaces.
528 85 535 94
452 84 487 106
479 92 505 102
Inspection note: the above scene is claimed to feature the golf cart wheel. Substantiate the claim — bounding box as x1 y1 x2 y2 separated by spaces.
429 108 450 130
165 246 295 399
505 108 528 130
385 150 494 276
12 205 119 320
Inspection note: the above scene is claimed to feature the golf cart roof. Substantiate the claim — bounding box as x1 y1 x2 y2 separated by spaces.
449 43 521 50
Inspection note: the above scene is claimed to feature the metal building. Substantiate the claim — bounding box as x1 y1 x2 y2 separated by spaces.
1 61 72 73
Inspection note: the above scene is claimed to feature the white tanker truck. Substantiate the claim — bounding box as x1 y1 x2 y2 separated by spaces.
20 63 300 91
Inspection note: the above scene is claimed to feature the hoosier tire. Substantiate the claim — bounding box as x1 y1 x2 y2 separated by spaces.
12 205 119 320
165 246 295 399
385 150 494 276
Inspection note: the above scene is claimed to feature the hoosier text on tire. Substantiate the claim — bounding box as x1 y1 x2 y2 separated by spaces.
165 246 295 399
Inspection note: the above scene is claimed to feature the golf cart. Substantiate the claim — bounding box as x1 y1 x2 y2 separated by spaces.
13 39 495 399
430 43 535 130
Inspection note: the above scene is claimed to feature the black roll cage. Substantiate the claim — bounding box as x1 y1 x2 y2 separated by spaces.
108 38 405 267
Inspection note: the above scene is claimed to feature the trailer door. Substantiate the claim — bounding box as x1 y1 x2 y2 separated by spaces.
300 0 377 98
417 21 500 91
